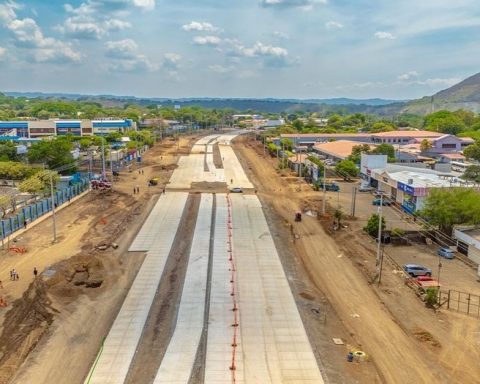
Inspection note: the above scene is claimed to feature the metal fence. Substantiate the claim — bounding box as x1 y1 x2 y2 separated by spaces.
439 289 480 317
0 179 90 239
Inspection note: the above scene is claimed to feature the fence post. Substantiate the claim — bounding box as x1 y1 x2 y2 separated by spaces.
467 293 471 315
447 290 450 310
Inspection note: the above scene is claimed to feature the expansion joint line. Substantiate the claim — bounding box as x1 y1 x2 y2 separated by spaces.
226 194 238 384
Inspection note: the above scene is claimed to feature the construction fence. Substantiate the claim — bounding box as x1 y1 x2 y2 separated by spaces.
438 289 480 318
0 179 90 239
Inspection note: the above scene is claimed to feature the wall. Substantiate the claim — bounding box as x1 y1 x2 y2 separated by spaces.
454 228 480 264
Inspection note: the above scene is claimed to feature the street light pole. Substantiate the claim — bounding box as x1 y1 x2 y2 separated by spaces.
50 173 57 243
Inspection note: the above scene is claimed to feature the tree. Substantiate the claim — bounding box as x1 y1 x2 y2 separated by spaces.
348 144 371 163
335 160 358 180
0 142 19 161
461 165 480 184
363 213 386 237
18 170 60 199
0 162 38 180
420 188 480 235
369 121 395 133
419 139 433 152
424 110 466 135
371 144 395 160
333 209 344 226
463 143 480 161
27 138 76 172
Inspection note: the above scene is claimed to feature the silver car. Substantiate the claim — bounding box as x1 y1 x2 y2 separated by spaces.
403 264 432 277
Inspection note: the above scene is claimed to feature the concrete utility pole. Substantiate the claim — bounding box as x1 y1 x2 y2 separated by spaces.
109 146 114 187
101 138 106 180
376 193 384 278
50 173 57 243
322 162 327 215
351 186 357 217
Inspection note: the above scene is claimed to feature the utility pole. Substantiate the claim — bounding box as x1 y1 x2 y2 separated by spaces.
88 150 93 180
322 162 327 215
50 173 57 243
351 186 357 217
109 145 114 187
101 138 106 180
376 193 384 280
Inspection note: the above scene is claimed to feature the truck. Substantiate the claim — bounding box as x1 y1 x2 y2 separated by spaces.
313 180 340 192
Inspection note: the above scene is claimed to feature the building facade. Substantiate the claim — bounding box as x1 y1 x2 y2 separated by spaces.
0 119 137 138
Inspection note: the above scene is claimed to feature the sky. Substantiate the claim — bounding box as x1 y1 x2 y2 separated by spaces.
0 0 479 99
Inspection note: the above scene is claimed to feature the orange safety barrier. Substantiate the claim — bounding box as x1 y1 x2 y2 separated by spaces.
9 246 27 254
226 195 238 383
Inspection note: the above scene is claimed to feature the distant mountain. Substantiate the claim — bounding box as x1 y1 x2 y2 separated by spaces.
3 92 403 112
400 72 480 114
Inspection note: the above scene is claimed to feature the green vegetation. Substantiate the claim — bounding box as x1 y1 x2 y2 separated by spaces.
420 188 480 235
27 137 76 172
0 162 38 180
348 143 395 163
425 288 439 307
18 170 60 196
363 214 386 237
335 159 358 179
463 142 480 161
461 165 480 183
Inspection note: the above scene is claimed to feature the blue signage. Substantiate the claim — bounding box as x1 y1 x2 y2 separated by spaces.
397 182 415 195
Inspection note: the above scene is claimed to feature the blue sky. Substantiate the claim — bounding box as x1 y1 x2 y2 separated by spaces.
0 0 479 99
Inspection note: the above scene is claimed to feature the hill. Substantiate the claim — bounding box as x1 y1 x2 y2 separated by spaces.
400 72 480 114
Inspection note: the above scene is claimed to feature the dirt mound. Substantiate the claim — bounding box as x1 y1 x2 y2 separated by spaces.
412 328 441 348
190 182 228 193
0 280 56 384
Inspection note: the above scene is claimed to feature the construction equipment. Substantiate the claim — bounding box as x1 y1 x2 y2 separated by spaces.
149 177 159 186
295 211 302 222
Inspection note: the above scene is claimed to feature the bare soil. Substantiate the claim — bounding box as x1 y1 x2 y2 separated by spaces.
232 135 480 384
0 133 203 384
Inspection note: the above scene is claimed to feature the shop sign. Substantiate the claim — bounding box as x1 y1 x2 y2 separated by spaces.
397 182 415 195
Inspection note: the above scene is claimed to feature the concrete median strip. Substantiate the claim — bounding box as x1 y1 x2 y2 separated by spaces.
153 193 213 384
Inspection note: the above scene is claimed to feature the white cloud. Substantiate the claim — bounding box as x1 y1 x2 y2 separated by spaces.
0 47 6 60
163 52 181 69
132 0 155 11
326 21 343 29
374 31 396 40
105 39 138 59
4 10 81 63
182 21 219 32
65 0 155 15
0 1 19 23
272 31 289 39
105 39 157 72
193 35 222 46
261 0 327 9
57 17 131 39
397 71 419 81
415 77 461 87
209 64 233 73
236 42 288 58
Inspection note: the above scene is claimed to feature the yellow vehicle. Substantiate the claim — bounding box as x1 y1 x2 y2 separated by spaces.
149 177 159 186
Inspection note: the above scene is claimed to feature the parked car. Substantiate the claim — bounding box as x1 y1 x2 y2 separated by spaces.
358 185 373 192
437 247 455 259
230 187 243 193
372 198 392 206
403 264 432 277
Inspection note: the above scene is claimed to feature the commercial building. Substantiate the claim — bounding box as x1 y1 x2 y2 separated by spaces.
0 119 137 138
454 227 480 265
361 154 470 213
312 140 376 162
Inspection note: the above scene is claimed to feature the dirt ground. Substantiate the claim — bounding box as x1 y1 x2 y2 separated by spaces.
0 133 204 384
233 135 480 384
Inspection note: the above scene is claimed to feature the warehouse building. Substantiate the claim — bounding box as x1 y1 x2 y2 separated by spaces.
0 119 136 138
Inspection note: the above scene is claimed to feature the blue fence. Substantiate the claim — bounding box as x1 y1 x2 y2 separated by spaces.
1 179 90 239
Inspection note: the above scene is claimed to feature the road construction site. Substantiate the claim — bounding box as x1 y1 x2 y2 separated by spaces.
1 130 479 384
